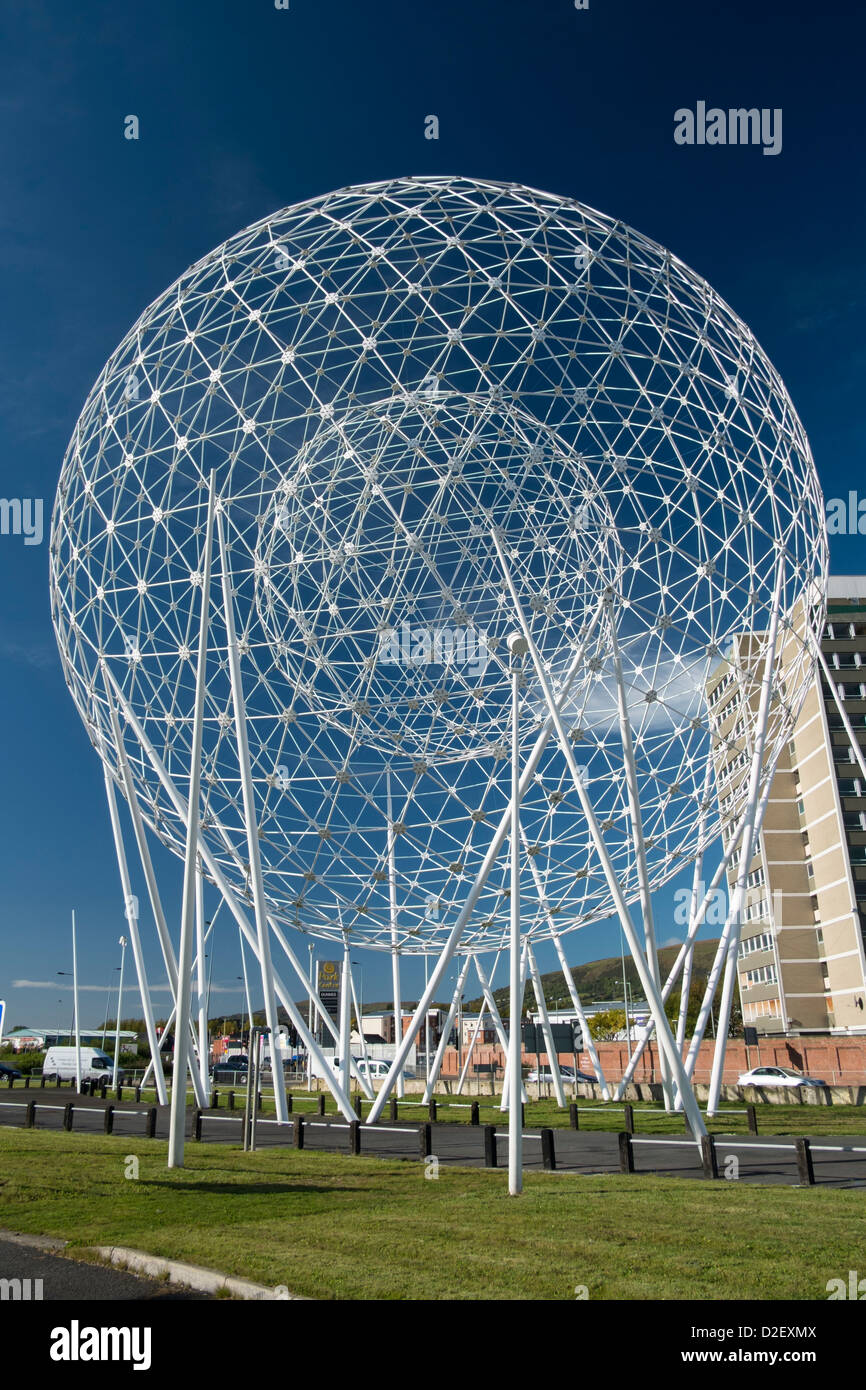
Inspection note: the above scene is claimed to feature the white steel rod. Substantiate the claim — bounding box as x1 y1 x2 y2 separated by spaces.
267 915 374 1099
614 795 754 1099
168 470 215 1169
72 910 81 1092
473 953 527 1104
518 825 610 1099
422 957 470 1104
424 955 431 1089
527 941 566 1109
816 643 866 785
549 928 609 1100
490 533 706 1140
340 937 352 1099
365 613 603 1125
508 643 523 1194
456 1001 486 1094
217 508 288 1126
103 667 357 1120
348 967 375 1099
707 571 785 1114
195 857 210 1097
386 773 404 1099
112 936 126 1089
103 769 168 1106
101 692 207 1107
607 602 674 1111
681 772 775 1093
501 940 528 1112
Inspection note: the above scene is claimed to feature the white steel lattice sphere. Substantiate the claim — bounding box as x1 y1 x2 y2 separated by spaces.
50 175 827 953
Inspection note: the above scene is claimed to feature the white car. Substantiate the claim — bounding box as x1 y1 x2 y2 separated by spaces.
354 1057 415 1081
737 1066 826 1089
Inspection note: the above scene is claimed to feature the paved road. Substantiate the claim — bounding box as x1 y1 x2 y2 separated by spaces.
0 1235 208 1300
2 1088 865 1186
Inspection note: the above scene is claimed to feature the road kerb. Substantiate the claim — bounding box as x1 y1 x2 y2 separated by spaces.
91 1244 309 1300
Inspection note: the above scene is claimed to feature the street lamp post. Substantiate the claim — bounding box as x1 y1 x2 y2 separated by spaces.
113 936 127 1087
506 631 528 1197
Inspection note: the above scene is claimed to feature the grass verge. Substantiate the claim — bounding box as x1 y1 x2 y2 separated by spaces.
0 1127 860 1300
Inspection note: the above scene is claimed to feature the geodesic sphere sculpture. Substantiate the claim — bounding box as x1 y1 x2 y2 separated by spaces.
49 175 827 953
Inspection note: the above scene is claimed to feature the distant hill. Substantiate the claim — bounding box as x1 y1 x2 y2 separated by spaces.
463 938 721 1019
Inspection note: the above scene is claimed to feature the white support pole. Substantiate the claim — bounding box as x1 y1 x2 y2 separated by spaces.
518 826 611 1099
266 915 373 1100
340 936 352 1099
677 761 713 1059
473 953 527 1104
168 471 215 1169
71 910 81 1093
216 509 288 1126
386 773 404 1099
365 613 603 1125
239 930 253 1044
816 643 866 784
103 768 168 1106
456 999 486 1094
681 774 776 1091
349 968 375 1098
103 667 358 1121
424 955 431 1088
112 935 126 1089
422 957 471 1104
549 929 610 1100
501 940 528 1113
507 631 525 1195
677 853 705 1055
101 692 207 1107
614 795 755 1100
195 857 209 1096
527 941 567 1109
490 532 707 1140
707 574 785 1115
607 605 674 1111
142 1000 175 1087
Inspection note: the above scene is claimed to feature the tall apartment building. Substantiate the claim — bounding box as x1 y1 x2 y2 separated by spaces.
708 576 866 1037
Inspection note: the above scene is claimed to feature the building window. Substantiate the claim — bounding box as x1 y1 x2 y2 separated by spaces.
745 964 778 987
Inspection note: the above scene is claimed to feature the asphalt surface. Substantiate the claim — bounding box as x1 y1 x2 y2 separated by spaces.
0 1235 209 1300
2 1086 865 1185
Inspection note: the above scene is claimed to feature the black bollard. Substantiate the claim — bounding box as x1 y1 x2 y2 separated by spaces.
418 1122 433 1159
618 1131 635 1174
541 1128 556 1171
795 1136 815 1186
483 1124 497 1168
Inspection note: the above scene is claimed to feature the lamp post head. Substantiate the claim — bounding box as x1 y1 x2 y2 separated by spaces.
506 631 528 661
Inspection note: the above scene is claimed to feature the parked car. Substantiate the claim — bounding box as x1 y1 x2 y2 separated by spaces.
211 1058 249 1083
0 1063 23 1080
525 1065 597 1084
353 1057 415 1081
737 1066 827 1089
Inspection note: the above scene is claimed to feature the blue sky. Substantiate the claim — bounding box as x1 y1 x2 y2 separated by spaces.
1 0 865 1028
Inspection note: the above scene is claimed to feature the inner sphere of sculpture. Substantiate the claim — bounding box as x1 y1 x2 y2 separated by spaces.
256 393 620 763
49 175 827 953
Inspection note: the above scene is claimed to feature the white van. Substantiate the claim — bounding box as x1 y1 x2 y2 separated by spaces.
43 1047 121 1083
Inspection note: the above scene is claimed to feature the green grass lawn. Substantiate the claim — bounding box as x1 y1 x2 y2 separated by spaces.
0 1127 861 1300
